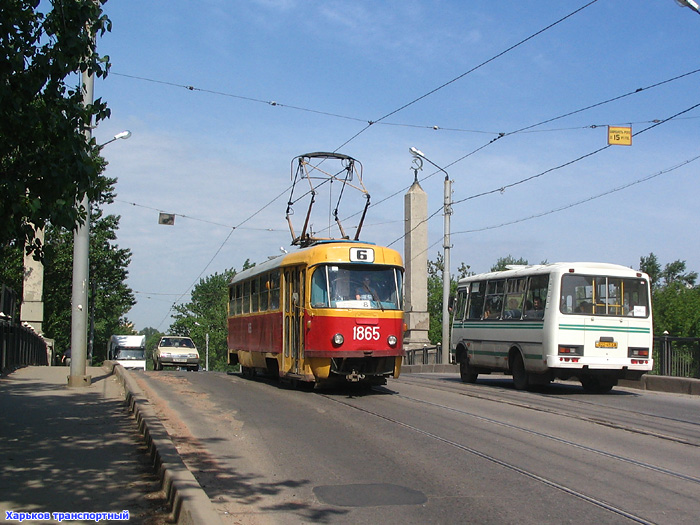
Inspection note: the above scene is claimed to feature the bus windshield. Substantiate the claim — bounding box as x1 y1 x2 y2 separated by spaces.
311 265 402 310
560 274 650 317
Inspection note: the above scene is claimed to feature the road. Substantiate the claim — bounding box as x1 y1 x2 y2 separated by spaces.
131 370 700 524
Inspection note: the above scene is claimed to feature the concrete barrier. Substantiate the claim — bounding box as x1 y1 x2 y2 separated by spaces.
107 363 224 525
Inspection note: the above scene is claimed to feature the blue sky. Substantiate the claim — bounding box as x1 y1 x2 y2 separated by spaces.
93 1 700 331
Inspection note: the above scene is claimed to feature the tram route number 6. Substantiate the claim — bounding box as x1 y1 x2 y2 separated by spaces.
353 326 380 341
350 247 375 263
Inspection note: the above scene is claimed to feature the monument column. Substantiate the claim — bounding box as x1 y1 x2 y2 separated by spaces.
403 171 431 353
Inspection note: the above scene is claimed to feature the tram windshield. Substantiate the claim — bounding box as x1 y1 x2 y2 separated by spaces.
311 265 403 310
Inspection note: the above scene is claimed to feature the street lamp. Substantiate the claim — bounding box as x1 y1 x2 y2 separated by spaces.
409 147 453 365
675 0 700 14
68 127 131 387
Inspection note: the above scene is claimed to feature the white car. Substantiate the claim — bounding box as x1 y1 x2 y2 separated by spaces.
153 336 200 371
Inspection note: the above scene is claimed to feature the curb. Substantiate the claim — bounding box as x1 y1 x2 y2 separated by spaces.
107 363 224 525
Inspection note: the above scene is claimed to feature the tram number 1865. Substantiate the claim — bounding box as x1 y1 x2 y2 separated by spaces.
353 326 380 341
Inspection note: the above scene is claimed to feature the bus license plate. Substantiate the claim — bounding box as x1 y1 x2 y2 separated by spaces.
595 341 618 348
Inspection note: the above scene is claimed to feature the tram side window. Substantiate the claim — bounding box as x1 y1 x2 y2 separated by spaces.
242 281 250 314
523 274 548 319
251 278 260 313
503 277 526 320
259 275 269 312
233 284 242 315
311 267 329 308
466 282 484 320
484 280 505 319
269 271 281 310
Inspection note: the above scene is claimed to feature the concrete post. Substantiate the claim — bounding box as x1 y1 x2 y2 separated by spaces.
403 176 431 354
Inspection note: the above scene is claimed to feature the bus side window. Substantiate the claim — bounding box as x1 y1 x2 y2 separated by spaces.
524 274 549 319
466 282 484 320
503 277 526 319
453 289 468 322
484 279 505 319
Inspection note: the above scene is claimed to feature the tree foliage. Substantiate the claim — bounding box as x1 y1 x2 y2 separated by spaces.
0 175 135 359
490 255 529 272
170 269 237 371
427 253 470 344
1 0 112 255
639 253 700 338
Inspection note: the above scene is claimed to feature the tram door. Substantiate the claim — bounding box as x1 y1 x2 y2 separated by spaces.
283 267 305 375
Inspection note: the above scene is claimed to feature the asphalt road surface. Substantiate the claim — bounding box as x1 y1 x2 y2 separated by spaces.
132 371 700 524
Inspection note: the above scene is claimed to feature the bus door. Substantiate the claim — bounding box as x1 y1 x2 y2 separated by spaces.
283 267 305 375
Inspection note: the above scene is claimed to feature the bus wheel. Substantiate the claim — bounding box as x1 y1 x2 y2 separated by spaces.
511 354 529 391
581 376 615 394
459 358 478 383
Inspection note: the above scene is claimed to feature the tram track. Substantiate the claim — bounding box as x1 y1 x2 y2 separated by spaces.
321 391 660 525
394 374 700 448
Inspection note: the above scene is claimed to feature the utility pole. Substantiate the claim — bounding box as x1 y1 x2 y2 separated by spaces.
68 67 93 388
409 148 453 365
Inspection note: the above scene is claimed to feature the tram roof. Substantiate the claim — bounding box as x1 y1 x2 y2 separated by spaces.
229 240 402 285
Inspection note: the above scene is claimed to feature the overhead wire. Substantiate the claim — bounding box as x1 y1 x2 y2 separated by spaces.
407 152 700 265
388 100 700 249
137 2 602 328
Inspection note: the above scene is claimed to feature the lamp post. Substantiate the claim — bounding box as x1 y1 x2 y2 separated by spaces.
675 0 700 14
409 147 453 365
68 127 131 387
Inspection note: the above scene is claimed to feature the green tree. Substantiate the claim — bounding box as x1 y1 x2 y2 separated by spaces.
639 253 700 338
1 0 111 255
490 255 529 272
170 269 237 371
427 253 470 344
42 205 135 359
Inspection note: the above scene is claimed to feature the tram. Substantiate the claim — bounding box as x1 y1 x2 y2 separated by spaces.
451 262 653 393
227 240 404 386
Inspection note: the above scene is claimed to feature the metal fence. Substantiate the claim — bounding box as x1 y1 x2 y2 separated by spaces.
404 344 443 365
653 335 700 378
1 319 48 373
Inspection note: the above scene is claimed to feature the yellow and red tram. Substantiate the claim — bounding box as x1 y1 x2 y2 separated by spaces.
227 240 404 386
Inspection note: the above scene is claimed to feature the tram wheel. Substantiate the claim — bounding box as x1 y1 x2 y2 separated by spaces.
511 353 529 391
459 358 478 383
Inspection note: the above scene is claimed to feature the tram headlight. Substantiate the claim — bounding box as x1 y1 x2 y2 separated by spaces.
332 333 344 346
387 335 398 348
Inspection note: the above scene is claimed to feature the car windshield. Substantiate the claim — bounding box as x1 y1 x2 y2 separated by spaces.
310 264 402 310
161 338 194 348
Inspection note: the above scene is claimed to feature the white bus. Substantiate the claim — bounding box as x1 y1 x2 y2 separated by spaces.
450 262 653 393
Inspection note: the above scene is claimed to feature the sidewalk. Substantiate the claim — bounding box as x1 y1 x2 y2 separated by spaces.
0 366 167 524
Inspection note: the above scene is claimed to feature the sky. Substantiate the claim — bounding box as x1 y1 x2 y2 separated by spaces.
91 0 700 332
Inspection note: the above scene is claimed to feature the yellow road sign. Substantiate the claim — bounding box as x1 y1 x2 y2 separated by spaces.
608 126 632 146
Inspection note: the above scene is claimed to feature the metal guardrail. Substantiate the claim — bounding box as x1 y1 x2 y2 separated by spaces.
1 319 48 372
404 344 443 365
653 335 700 378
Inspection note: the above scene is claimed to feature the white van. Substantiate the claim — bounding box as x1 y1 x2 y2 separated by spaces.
108 334 147 370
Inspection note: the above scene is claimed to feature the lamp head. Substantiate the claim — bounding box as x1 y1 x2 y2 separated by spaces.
409 147 425 158
114 130 132 140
